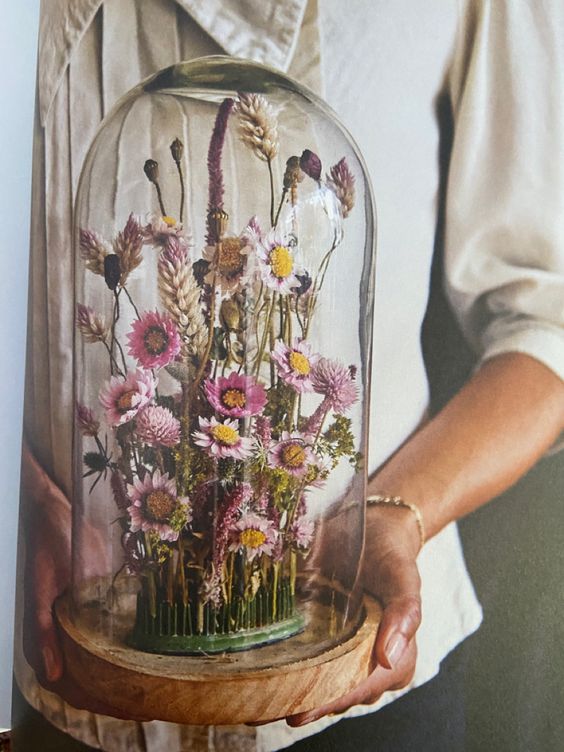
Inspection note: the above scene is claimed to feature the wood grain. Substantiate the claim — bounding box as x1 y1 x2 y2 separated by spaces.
55 594 381 725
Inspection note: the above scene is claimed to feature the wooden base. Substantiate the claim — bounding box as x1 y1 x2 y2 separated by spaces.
55 593 381 725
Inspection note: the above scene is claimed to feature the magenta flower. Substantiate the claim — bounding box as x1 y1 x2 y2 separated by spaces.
127 469 190 542
192 416 255 460
204 372 267 418
228 512 277 562
99 369 155 426
271 338 320 393
76 403 100 436
257 229 303 295
311 358 359 413
126 310 181 369
268 431 316 478
135 405 181 447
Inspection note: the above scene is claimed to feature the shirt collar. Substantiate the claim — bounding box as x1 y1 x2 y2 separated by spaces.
38 0 308 126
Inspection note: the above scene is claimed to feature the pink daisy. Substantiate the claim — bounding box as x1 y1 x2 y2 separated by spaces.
257 229 303 295
127 469 190 542
204 372 267 418
135 405 181 447
311 358 359 413
144 214 191 251
99 369 155 426
271 338 320 393
126 310 181 369
228 512 277 562
268 431 316 478
192 416 255 460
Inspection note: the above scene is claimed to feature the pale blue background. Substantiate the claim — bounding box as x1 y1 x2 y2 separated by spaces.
0 0 40 729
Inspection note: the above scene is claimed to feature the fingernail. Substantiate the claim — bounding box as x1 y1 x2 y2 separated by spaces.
385 633 408 668
288 713 317 727
42 646 58 681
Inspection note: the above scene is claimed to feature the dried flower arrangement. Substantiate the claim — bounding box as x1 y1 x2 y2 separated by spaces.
76 93 360 653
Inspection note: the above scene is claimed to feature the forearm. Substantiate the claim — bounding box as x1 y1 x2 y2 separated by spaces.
369 352 564 542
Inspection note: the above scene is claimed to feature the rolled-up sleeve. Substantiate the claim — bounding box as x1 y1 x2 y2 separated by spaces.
445 0 564 380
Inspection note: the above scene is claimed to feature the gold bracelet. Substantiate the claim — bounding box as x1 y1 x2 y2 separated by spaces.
366 493 425 551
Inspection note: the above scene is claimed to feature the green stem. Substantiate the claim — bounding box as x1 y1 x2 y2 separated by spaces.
267 158 276 227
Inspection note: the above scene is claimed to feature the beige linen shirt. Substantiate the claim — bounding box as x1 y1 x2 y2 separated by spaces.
15 0 564 750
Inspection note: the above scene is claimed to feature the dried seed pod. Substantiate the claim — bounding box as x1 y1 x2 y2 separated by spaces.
170 138 184 164
143 159 159 183
104 254 121 291
300 149 322 181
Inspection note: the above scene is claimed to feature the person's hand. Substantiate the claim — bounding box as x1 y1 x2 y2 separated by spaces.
286 502 422 726
20 441 143 718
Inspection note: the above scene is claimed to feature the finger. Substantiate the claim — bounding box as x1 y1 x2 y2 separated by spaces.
365 551 421 670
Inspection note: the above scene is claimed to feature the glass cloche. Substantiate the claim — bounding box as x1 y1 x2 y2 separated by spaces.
65 56 376 722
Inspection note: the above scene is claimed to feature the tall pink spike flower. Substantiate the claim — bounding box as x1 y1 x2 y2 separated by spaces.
206 97 235 244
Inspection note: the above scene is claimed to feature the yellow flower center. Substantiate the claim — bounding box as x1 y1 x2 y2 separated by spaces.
210 423 240 446
144 325 169 355
239 528 267 549
221 388 246 410
145 490 176 521
270 245 293 279
162 215 177 227
281 443 307 468
217 237 245 277
116 390 137 413
288 350 311 376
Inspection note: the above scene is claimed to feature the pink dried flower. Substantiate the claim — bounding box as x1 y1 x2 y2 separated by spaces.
271 338 320 393
268 431 316 478
204 372 267 418
192 416 255 460
127 469 190 542
113 213 144 283
300 149 322 181
254 415 272 447
76 303 108 343
126 310 181 369
76 403 100 436
135 405 181 447
202 227 255 295
206 98 235 244
213 483 254 579
144 214 191 251
79 228 110 276
311 358 358 413
99 369 155 426
290 514 315 550
327 158 356 218
257 229 303 295
228 511 277 562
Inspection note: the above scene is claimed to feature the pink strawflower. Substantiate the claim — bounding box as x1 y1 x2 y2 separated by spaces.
144 214 191 251
99 369 155 426
257 229 303 295
135 405 181 447
271 338 320 393
268 431 316 478
204 372 267 418
127 469 190 542
126 310 181 369
290 514 315 550
311 358 359 413
76 403 100 436
192 416 255 460
202 224 255 295
228 511 277 562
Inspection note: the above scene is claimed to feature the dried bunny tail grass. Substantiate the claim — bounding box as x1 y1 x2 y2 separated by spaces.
79 228 110 276
236 92 279 162
76 303 109 343
158 239 207 357
113 213 144 283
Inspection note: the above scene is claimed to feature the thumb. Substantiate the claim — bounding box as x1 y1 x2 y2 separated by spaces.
32 543 65 683
366 551 422 671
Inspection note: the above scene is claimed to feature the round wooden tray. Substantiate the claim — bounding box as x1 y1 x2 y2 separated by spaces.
55 593 381 725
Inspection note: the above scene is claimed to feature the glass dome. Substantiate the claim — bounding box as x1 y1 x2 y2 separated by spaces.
72 56 375 668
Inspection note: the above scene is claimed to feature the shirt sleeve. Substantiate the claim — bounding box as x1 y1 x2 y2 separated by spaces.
445 0 564 380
